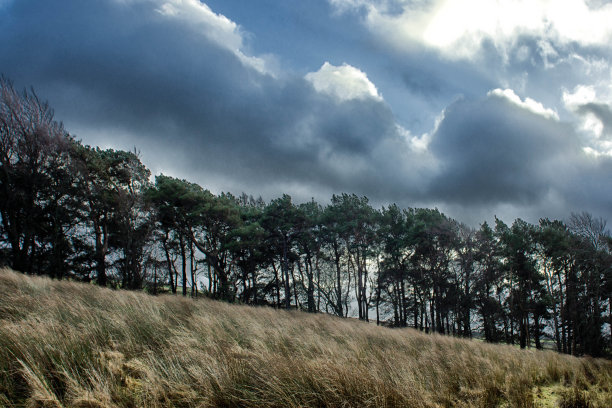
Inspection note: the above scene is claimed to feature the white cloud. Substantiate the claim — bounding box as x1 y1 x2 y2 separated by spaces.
155 0 270 74
488 88 559 120
409 109 445 152
537 40 559 69
562 84 598 109
562 84 612 111
562 84 612 152
582 144 612 157
305 62 383 102
330 0 612 60
582 114 604 139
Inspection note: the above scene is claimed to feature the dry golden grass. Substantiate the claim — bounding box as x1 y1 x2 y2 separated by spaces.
0 268 610 408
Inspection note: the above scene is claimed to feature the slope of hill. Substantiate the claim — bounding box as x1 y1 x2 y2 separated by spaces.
0 268 610 408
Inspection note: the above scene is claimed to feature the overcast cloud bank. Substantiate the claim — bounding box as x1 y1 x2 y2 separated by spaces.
1 0 611 226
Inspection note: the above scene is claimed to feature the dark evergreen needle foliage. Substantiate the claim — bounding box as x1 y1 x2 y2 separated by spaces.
1 77 611 360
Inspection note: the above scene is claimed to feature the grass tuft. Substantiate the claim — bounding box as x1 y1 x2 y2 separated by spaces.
1 268 611 407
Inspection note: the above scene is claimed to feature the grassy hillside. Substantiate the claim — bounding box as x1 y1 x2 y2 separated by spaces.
0 269 610 408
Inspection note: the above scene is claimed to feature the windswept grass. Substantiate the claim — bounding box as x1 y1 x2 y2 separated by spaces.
0 268 610 408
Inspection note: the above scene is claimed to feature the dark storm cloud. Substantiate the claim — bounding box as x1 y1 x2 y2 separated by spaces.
426 91 612 223
427 95 574 205
1 0 611 225
563 156 612 218
0 0 419 202
577 103 612 139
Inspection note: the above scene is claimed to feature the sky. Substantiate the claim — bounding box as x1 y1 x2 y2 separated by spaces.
1 0 611 226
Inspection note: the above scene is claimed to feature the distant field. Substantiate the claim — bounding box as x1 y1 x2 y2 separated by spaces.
0 268 610 408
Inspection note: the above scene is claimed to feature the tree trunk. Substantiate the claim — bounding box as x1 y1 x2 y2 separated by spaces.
519 313 527 349
282 236 291 309
291 262 299 309
534 313 542 349
306 253 315 313
333 240 343 317
190 239 196 297
94 221 108 287
179 234 187 296
544 263 562 352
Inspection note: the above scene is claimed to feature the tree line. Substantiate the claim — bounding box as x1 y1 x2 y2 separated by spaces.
1 77 611 357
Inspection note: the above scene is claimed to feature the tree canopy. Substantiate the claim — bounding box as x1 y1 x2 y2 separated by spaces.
1 77 611 357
